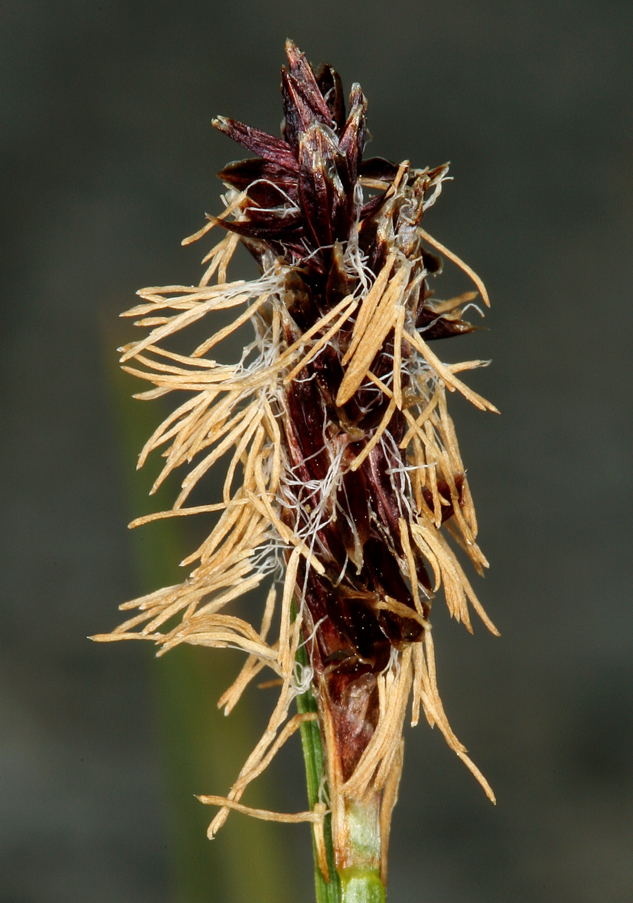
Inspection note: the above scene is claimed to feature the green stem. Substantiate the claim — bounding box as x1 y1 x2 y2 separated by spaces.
336 794 385 903
294 606 386 903
294 613 341 903
337 870 386 903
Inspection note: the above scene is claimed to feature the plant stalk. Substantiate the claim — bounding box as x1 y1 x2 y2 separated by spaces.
294 610 386 903
295 630 341 903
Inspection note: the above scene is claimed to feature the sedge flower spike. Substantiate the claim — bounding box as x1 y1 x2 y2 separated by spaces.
96 40 499 897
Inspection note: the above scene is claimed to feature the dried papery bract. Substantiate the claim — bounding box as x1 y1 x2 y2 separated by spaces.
95 39 499 900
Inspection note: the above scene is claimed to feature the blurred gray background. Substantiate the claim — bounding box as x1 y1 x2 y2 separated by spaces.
1 1 632 901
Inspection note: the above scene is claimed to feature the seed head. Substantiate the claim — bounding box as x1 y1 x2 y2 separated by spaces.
95 39 499 864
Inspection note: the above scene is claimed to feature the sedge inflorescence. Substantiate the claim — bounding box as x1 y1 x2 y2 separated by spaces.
96 39 498 865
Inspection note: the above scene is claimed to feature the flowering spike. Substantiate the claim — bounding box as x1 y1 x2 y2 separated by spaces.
96 41 499 894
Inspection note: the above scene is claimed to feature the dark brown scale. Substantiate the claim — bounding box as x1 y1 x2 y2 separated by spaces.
359 157 400 182
217 158 299 203
284 43 335 132
285 378 329 481
213 116 298 171
315 63 346 133
217 211 304 241
282 68 322 150
363 538 414 608
336 469 371 558
298 124 356 250
325 242 356 310
312 346 345 413
284 270 319 333
327 594 386 664
295 563 349 663
323 663 380 781
337 86 367 183
361 442 408 547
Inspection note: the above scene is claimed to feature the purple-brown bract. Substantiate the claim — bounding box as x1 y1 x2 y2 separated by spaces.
95 39 499 888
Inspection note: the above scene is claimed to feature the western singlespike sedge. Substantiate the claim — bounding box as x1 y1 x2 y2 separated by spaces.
94 39 500 903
